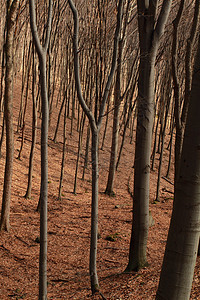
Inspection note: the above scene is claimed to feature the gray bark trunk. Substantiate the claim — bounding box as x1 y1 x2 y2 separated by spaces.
126 0 172 271
39 56 49 300
0 0 18 231
156 31 200 300
68 0 123 293
29 0 52 299
126 55 155 271
90 129 99 293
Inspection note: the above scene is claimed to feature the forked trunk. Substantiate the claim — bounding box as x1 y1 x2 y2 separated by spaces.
126 0 172 272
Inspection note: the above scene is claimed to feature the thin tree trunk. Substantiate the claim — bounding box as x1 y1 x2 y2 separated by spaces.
105 40 123 195
165 127 173 179
116 81 137 171
53 90 67 143
73 112 85 194
17 46 32 160
82 122 90 180
25 45 37 199
29 0 52 298
90 128 99 293
151 109 160 171
100 99 110 151
0 114 5 159
68 0 123 293
0 30 6 111
58 99 67 200
155 81 172 202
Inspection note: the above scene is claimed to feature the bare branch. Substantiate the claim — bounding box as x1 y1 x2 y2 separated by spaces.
68 0 97 132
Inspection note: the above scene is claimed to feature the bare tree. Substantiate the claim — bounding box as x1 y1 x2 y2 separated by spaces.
126 0 172 272
29 0 52 298
156 28 200 300
68 0 123 294
0 0 19 231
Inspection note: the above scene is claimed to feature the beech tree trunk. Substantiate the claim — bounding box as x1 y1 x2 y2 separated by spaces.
156 30 200 300
90 128 99 293
29 0 52 299
0 0 18 231
126 0 172 272
68 0 123 293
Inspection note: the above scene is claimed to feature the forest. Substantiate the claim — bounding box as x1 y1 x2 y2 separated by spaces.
0 0 200 299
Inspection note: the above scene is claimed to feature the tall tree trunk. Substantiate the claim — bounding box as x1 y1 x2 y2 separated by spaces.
90 128 99 293
126 55 156 271
126 0 172 272
0 0 18 231
68 0 123 293
156 31 200 300
29 0 52 299
39 53 49 300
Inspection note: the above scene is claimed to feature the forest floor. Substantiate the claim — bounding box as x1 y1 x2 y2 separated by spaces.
0 76 199 300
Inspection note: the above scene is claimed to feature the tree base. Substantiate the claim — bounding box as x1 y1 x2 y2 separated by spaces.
124 261 149 273
104 189 116 197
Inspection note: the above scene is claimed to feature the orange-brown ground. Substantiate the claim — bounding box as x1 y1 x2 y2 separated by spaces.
0 78 199 299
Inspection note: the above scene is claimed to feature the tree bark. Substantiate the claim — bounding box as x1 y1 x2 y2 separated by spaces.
29 0 52 299
105 40 123 195
126 0 172 271
68 0 123 293
0 0 19 231
25 45 37 199
173 0 200 185
90 128 99 293
156 30 200 300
